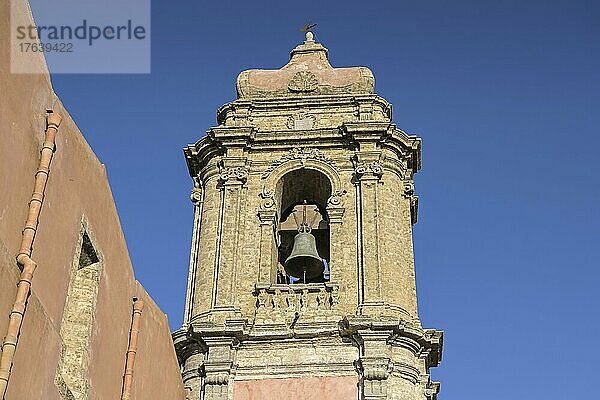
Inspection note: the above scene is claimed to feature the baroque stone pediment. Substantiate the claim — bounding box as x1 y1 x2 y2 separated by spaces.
236 33 374 99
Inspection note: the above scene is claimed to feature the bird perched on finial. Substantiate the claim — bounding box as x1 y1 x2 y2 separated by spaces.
300 23 317 33
300 23 317 42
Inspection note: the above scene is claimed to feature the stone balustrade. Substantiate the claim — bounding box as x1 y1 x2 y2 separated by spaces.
253 282 340 317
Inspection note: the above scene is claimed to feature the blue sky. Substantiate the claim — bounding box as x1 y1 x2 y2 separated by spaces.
47 1 599 399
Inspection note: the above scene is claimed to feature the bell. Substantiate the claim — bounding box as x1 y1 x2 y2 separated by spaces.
284 230 324 280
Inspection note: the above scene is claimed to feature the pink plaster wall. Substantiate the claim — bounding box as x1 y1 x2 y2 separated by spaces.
234 376 358 400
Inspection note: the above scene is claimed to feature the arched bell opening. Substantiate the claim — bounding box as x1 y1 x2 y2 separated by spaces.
274 168 332 284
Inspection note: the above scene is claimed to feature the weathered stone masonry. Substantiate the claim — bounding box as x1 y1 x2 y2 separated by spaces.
55 222 102 400
174 32 443 400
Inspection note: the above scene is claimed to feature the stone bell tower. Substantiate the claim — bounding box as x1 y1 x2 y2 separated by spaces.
173 31 443 400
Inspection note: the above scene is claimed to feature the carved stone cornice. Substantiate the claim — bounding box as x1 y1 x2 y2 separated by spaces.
385 127 422 174
217 95 391 131
208 126 255 148
416 329 444 368
261 147 336 179
184 137 225 179
172 327 208 367
379 157 406 181
339 316 444 369
342 123 422 176
342 121 391 145
184 127 256 179
391 361 422 384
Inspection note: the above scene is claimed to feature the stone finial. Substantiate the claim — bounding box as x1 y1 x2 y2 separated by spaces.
305 31 314 42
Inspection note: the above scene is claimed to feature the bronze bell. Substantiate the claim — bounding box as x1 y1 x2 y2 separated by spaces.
284 226 324 281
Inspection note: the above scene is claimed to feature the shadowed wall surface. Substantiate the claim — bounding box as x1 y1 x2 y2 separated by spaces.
0 1 185 398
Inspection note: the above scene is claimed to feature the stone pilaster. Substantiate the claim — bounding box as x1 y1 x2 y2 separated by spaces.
213 162 248 312
183 177 204 328
326 188 346 284
202 336 238 400
257 186 278 283
342 317 443 400
182 351 203 399
355 330 394 399
353 152 385 313
172 329 208 400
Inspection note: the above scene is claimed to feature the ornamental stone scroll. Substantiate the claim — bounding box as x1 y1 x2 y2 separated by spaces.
353 161 384 181
219 166 248 184
257 186 277 224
